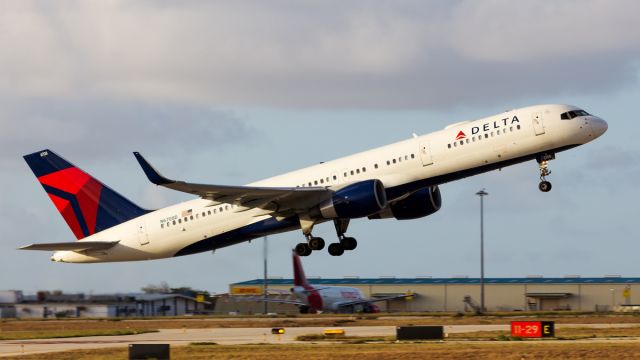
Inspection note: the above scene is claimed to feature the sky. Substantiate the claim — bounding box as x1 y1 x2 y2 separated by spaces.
1 0 640 295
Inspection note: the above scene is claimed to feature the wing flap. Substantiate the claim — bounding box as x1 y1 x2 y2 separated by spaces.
19 241 120 251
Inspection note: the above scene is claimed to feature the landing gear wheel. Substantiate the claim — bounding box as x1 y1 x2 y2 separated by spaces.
308 237 325 251
340 237 357 251
295 242 312 257
328 243 345 256
538 181 552 192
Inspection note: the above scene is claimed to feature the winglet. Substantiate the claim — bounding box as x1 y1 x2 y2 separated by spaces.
133 152 174 185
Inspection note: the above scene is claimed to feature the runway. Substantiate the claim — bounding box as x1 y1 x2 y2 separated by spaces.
1 323 639 357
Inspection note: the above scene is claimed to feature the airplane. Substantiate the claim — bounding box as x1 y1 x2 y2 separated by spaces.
244 251 414 313
20 104 607 263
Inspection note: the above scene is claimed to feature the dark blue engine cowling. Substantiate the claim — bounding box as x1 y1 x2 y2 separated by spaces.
369 186 441 220
319 179 387 219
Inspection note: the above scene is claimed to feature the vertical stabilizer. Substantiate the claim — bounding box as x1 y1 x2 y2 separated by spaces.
292 251 310 287
23 149 149 240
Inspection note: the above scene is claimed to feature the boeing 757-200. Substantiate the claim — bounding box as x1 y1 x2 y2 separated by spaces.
20 104 607 263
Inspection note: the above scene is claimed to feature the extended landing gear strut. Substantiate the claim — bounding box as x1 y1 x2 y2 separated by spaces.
328 219 358 257
294 217 359 257
295 215 324 257
295 234 325 257
537 153 555 193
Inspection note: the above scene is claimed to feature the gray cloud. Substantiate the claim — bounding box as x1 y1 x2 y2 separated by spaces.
0 98 254 167
1 1 639 109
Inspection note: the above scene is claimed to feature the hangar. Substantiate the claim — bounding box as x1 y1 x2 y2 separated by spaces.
220 276 640 314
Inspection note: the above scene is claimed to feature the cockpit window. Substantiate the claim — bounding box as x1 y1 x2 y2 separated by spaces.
560 109 590 120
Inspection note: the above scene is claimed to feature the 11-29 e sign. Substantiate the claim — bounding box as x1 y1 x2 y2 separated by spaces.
510 321 555 338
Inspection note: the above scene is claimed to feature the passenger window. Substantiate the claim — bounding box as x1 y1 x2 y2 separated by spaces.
343 172 347 177
208 210 211 215
225 205 229 210
485 134 489 139
460 140 464 145
510 126 513 132
472 137 476 142
308 182 312 186
398 157 402 162
314 180 318 185
466 139 470 143
362 167 366 172
333 175 337 180
374 164 378 169
173 220 176 225
320 179 324 184
454 142 457 147
356 169 360 174
190 215 194 220
404 155 408 160
161 223 164 229
392 159 397 164
448 144 451 149
387 160 390 165
350 170 354 175
178 219 182 224
517 125 521 130
411 154 415 159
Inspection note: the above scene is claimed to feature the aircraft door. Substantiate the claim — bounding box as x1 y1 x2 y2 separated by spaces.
419 142 433 166
532 112 545 135
137 222 149 245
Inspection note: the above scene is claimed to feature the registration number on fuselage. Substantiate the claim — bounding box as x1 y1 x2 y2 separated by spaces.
160 215 178 224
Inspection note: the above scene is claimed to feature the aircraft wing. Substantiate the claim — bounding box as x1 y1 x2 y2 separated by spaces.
19 241 120 251
134 152 330 213
236 297 305 306
335 293 416 308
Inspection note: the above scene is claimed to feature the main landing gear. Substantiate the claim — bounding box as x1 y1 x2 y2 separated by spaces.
294 218 358 257
537 153 555 193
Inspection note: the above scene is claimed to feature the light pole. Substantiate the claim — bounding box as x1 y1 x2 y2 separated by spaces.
476 189 488 313
263 236 268 315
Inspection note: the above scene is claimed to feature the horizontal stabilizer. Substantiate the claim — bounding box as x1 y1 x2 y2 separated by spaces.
19 240 120 251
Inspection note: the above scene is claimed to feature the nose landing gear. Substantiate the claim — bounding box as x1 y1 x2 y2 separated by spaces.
537 153 555 192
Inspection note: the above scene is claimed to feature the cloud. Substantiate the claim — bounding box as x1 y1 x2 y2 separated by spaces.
0 98 254 167
1 1 639 109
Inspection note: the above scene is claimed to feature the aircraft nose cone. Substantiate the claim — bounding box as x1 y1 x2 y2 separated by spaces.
592 117 608 138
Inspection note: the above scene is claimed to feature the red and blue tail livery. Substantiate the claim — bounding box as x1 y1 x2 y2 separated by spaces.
23 150 148 240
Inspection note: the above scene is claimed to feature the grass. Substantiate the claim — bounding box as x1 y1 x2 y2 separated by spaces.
6 342 640 360
0 328 158 340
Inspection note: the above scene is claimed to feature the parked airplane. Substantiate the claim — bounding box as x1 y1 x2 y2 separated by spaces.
21 104 607 263
248 251 414 313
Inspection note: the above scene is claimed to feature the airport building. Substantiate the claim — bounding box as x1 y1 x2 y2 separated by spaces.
0 291 210 319
221 277 640 314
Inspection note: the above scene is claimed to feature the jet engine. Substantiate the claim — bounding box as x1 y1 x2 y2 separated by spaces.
369 186 441 220
317 179 387 219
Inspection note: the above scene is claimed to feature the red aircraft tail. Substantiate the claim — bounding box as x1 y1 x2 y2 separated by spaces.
292 251 310 287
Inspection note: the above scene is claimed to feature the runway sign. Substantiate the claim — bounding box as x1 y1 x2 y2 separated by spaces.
396 326 444 340
129 344 170 360
511 321 555 338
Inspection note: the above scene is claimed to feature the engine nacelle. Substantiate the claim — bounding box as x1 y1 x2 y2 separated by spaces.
369 186 442 220
318 179 387 219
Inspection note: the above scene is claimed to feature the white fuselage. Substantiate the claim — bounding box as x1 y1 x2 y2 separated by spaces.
292 285 366 312
52 104 607 263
